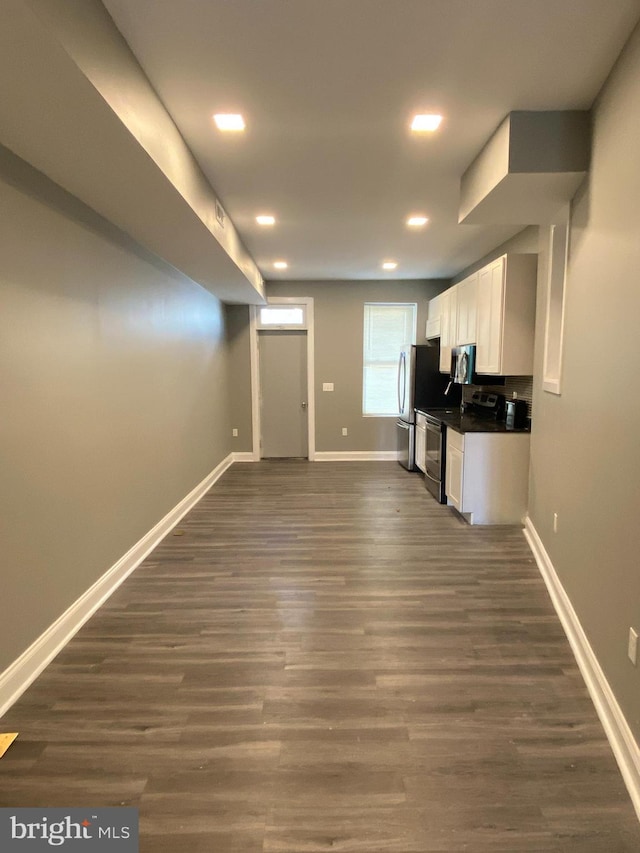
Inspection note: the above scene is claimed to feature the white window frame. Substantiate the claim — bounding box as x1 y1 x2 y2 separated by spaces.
255 303 308 330
542 210 570 395
362 302 417 417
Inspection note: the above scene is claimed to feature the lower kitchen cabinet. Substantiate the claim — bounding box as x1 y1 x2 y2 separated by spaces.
445 428 530 524
415 412 427 473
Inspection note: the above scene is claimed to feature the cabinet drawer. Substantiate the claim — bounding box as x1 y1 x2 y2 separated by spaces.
447 428 464 453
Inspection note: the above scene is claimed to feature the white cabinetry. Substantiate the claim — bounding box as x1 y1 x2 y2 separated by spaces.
448 285 458 353
428 254 536 376
415 412 427 473
445 430 464 509
428 288 458 372
445 428 530 525
476 260 503 373
438 286 458 373
455 272 478 345
476 254 537 375
426 293 442 340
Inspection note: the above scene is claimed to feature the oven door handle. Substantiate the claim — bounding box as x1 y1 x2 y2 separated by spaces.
424 415 443 429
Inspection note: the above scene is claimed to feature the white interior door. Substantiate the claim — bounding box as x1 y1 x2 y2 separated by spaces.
259 330 308 458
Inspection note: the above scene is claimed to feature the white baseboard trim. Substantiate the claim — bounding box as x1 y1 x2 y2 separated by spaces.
0 453 235 718
232 451 257 462
230 451 400 463
524 516 640 822
314 451 400 462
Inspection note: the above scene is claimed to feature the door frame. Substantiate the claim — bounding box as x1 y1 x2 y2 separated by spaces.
250 296 315 461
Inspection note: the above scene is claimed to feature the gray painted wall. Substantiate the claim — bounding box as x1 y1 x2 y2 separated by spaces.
226 305 253 453
529 22 640 742
452 225 539 283
0 147 231 671
266 279 448 452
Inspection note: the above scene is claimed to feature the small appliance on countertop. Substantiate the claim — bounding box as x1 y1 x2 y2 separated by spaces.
464 391 506 420
505 398 529 428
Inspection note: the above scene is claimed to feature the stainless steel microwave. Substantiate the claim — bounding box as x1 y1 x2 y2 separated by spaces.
450 344 475 385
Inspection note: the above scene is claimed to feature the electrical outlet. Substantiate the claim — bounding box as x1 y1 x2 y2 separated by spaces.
512 391 518 399
323 382 334 392
342 427 348 436
553 512 558 533
232 428 238 437
629 628 638 666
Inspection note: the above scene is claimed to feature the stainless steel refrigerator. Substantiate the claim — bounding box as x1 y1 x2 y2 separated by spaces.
396 343 460 470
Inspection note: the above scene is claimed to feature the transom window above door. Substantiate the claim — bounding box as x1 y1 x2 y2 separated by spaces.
256 304 307 329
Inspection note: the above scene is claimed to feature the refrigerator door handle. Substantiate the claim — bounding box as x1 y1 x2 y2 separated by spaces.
398 352 406 414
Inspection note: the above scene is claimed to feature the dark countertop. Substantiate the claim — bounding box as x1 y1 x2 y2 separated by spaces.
417 407 531 434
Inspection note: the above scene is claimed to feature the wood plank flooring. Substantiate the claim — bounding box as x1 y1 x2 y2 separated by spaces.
1 460 639 851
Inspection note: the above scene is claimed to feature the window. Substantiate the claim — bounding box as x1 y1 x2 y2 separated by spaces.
363 303 417 415
256 304 306 329
542 218 569 395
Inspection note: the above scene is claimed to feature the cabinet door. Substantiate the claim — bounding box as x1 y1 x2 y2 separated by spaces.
446 445 464 510
456 273 478 345
415 426 426 473
476 258 504 373
439 289 451 372
426 294 442 339
439 286 459 373
448 285 459 350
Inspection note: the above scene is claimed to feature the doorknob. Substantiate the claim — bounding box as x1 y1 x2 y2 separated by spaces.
301 401 308 409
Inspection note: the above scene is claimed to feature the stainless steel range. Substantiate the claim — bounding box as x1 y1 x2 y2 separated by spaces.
422 411 449 503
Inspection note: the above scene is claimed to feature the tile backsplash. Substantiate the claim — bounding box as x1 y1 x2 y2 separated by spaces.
463 376 534 418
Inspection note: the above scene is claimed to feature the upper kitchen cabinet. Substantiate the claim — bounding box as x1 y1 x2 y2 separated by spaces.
476 254 537 375
455 272 478 346
426 293 442 339
438 286 459 373
427 289 456 373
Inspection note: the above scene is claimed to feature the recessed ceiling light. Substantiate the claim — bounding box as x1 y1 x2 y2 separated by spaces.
407 215 429 227
273 261 288 270
411 114 443 132
256 215 276 226
213 113 245 131
382 261 398 271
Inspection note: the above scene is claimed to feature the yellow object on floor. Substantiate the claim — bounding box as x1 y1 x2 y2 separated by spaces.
0 733 18 758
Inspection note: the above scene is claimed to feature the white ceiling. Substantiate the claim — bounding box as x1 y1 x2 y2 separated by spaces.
101 0 640 281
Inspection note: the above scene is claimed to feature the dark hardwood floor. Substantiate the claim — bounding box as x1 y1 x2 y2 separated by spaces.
1 461 639 851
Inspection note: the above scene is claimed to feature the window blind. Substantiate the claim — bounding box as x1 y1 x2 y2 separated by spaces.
363 303 416 415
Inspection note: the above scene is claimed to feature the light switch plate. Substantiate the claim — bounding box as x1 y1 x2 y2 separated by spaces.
323 383 334 391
